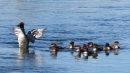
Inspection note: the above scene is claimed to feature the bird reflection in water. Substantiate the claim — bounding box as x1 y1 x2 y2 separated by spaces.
92 53 98 59
17 49 43 67
75 51 81 59
50 51 58 59
104 50 110 56
114 49 119 55
18 47 35 55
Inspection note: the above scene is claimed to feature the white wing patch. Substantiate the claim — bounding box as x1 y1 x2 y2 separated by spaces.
13 27 22 37
27 28 46 43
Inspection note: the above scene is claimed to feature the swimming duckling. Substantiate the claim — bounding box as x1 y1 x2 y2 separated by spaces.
111 41 120 50
88 41 93 48
50 43 64 52
67 41 75 49
104 43 112 51
81 44 88 52
74 45 81 52
93 43 103 51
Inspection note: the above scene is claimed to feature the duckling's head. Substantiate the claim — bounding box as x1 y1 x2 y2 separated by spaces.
50 43 57 48
70 41 74 45
93 43 98 48
105 43 110 47
114 41 119 45
83 44 87 48
88 42 93 48
75 45 81 52
82 44 88 51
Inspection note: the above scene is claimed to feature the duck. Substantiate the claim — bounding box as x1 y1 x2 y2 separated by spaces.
104 43 112 51
75 44 93 56
81 44 88 52
74 45 81 52
87 41 93 48
111 41 120 50
67 41 75 49
93 43 103 51
81 44 89 56
50 43 64 52
13 22 46 54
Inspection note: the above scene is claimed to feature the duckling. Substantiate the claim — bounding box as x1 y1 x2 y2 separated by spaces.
88 41 93 48
50 43 63 52
74 45 81 52
104 43 112 51
111 41 120 50
104 43 112 56
50 43 58 52
93 43 103 51
67 41 75 49
81 44 88 52
93 47 97 54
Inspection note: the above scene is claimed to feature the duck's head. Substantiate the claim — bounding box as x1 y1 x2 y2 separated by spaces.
17 22 24 28
113 41 119 45
82 44 87 48
70 41 74 45
82 44 88 51
113 41 120 49
88 41 93 48
105 43 110 47
93 43 98 48
74 45 81 52
50 43 57 48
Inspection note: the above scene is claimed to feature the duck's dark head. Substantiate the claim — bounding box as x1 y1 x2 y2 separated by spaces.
70 41 74 45
105 43 110 47
82 44 88 51
50 43 57 48
75 45 81 52
83 44 87 48
17 22 24 28
88 41 93 48
93 43 98 48
114 41 119 45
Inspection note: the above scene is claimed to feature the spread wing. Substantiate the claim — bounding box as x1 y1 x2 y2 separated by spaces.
13 27 22 37
27 28 46 43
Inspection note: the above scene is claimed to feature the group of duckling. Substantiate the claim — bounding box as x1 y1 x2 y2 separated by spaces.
49 41 120 59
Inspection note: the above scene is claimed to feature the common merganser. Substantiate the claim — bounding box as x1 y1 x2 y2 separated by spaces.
13 22 46 54
88 41 93 48
111 41 120 50
82 44 88 57
104 43 112 51
67 41 75 49
81 44 88 52
50 43 64 52
74 45 81 52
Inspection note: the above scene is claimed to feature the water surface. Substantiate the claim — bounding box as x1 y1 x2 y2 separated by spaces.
0 0 130 73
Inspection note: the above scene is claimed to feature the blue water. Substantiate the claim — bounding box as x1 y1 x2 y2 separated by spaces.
0 0 130 73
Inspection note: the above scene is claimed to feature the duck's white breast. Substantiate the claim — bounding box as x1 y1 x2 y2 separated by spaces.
18 33 28 48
